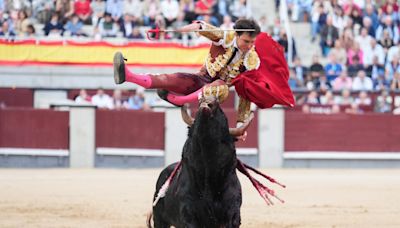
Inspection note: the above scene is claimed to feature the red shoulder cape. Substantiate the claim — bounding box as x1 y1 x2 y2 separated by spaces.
231 32 295 109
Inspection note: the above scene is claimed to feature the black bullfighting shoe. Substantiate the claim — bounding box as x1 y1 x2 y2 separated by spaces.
113 52 127 84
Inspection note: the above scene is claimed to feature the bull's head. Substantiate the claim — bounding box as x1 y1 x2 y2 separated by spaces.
181 96 254 137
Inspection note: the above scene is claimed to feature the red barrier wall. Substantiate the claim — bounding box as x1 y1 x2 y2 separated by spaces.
96 109 165 149
0 88 33 107
0 108 69 149
285 112 400 152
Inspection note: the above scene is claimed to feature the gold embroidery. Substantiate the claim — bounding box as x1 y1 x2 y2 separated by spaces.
199 23 223 42
202 84 229 103
244 47 260 70
205 47 234 77
237 97 251 123
224 31 235 47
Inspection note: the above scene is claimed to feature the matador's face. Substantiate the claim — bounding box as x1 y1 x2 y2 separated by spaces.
236 33 256 53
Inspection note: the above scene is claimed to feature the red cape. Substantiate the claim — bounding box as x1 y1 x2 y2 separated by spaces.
231 32 295 109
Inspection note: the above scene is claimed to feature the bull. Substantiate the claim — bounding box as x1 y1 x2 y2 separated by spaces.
148 95 254 228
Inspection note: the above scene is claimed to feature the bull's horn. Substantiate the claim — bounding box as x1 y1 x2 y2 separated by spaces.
181 104 194 126
229 112 255 136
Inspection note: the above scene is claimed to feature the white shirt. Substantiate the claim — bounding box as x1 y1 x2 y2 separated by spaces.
352 76 374 91
160 0 179 19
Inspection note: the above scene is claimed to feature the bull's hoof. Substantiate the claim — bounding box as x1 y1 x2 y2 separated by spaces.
113 52 126 84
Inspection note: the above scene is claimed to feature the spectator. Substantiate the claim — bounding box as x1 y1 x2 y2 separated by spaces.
213 0 231 24
91 0 106 26
384 55 400 82
75 89 92 103
377 28 394 50
220 14 234 30
73 0 92 25
106 0 124 23
382 4 398 25
296 0 313 22
180 0 196 23
374 89 392 113
375 16 399 45
111 89 128 110
355 91 372 105
350 7 363 28
363 3 379 31
320 90 335 105
347 42 364 66
335 88 353 105
355 27 373 55
340 27 355 51
194 0 218 26
381 0 399 14
305 90 320 104
347 55 364 77
194 0 214 16
127 27 144 39
362 16 375 38
330 39 347 66
230 0 251 21
277 28 297 61
14 10 31 37
43 13 64 37
320 15 339 57
120 13 137 38
364 39 385 66
345 103 363 114
0 21 16 39
56 0 74 24
390 71 400 90
310 1 326 42
309 54 324 87
123 0 143 25
25 24 36 38
325 52 343 82
332 5 345 34
332 70 352 91
352 70 373 91
97 12 118 38
143 0 161 26
127 89 144 110
33 0 54 24
316 74 332 92
387 42 400 63
92 88 113 109
288 68 303 89
366 55 385 81
161 0 180 27
292 56 308 85
65 14 86 37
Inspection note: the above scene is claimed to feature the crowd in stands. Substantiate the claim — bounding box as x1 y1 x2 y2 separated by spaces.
0 0 255 43
73 88 158 110
275 0 400 114
2 0 400 114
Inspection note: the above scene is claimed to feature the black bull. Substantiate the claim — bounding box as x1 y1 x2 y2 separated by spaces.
150 98 245 228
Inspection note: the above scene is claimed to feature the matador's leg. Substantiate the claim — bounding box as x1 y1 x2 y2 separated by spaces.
165 79 228 106
113 52 207 94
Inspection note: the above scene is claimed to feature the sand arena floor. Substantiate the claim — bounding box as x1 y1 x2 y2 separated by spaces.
0 168 399 228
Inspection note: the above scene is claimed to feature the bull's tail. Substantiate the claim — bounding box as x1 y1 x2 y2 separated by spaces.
146 210 153 228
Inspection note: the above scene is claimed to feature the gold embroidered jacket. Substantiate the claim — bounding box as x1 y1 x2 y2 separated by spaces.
198 21 259 123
